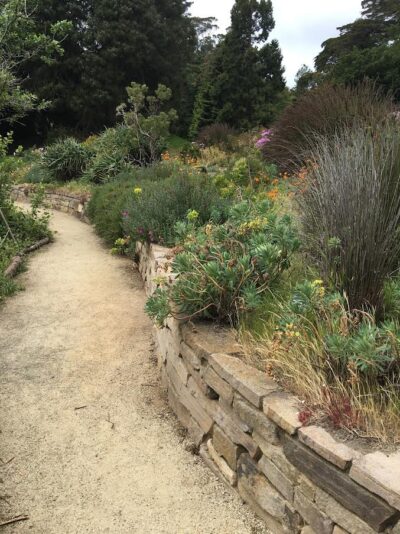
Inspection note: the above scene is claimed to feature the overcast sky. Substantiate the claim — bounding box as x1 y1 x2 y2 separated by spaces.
189 0 362 86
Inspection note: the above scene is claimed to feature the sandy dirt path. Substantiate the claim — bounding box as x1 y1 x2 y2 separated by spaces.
0 209 267 534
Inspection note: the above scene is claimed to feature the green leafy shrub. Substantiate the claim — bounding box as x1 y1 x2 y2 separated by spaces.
123 172 230 246
146 199 300 325
197 123 237 151
116 82 177 165
263 81 394 171
87 180 134 245
299 120 400 316
82 126 136 184
0 173 51 302
43 137 91 181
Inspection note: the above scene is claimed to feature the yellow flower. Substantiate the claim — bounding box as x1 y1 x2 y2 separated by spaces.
133 187 142 196
312 279 324 286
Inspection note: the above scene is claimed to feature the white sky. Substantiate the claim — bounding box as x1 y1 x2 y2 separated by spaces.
189 0 362 86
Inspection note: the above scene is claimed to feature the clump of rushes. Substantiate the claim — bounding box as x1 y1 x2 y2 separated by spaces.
145 198 300 326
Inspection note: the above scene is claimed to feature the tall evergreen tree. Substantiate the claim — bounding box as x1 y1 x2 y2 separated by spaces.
16 0 196 140
314 0 400 98
191 0 285 133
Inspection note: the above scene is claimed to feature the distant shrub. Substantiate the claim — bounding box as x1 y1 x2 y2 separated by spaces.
197 123 237 152
299 120 400 316
43 137 91 182
82 126 137 184
263 81 395 171
24 163 52 184
123 172 230 246
87 180 135 245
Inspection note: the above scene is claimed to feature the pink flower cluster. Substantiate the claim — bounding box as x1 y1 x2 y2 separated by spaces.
255 129 273 149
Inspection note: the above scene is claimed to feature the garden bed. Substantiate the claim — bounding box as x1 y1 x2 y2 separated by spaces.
136 240 400 534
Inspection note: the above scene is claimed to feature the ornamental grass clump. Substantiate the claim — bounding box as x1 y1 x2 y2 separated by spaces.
262 81 394 172
145 199 300 326
299 120 400 317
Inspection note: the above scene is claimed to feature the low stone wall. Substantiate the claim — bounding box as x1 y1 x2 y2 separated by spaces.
11 184 90 223
136 241 400 534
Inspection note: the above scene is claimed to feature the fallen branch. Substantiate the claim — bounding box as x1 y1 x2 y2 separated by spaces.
3 237 51 279
0 515 29 528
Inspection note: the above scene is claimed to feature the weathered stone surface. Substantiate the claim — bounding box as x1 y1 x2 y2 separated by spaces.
180 341 202 370
187 376 218 420
182 322 243 361
263 392 302 435
203 366 234 404
297 474 317 502
166 351 189 388
332 526 349 534
254 438 299 484
213 424 243 470
168 364 213 435
259 455 294 502
316 489 377 534
350 452 400 511
294 489 333 534
238 455 286 517
238 454 301 534
207 439 237 486
214 403 260 459
298 426 355 470
283 435 399 531
168 384 204 446
209 353 278 408
391 519 400 534
234 395 279 445
301 527 317 534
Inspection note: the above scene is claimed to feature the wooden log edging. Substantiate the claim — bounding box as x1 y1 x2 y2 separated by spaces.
136 240 400 534
4 237 50 279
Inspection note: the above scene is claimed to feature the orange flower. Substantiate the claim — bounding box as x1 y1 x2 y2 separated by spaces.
272 178 279 186
254 176 260 184
267 188 279 200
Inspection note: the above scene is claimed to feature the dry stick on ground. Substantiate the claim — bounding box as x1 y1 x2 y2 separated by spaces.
3 238 50 279
0 515 29 528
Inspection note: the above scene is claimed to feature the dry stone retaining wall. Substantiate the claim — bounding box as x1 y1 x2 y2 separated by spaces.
11 184 90 223
137 241 400 534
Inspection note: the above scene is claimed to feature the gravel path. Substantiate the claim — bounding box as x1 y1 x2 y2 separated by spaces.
0 209 267 534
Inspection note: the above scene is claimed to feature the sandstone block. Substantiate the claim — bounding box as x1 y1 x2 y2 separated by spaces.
297 474 317 502
168 365 213 435
187 376 218 420
180 342 202 370
332 526 349 534
350 451 400 511
213 403 260 458
254 438 299 483
298 426 355 470
182 322 243 361
234 395 279 445
207 439 237 486
238 454 301 534
259 455 294 502
209 353 278 408
203 366 234 404
213 424 243 470
263 392 302 435
283 435 398 531
294 489 333 534
316 488 376 534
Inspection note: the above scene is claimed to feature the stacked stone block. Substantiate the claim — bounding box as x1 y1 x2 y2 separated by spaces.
137 241 400 534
